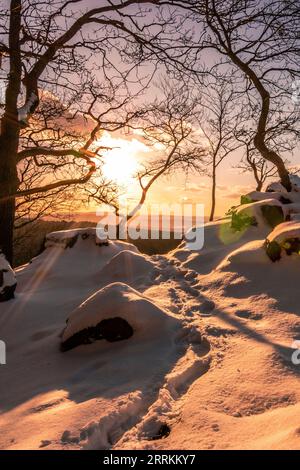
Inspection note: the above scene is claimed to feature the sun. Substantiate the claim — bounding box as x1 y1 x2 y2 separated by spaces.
96 132 150 186
102 148 139 185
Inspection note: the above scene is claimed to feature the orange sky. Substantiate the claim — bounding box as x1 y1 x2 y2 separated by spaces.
85 129 299 219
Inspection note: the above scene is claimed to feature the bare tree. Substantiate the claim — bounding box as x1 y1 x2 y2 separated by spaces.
168 0 299 191
196 79 241 221
87 84 206 236
237 143 278 192
235 104 298 191
0 0 186 263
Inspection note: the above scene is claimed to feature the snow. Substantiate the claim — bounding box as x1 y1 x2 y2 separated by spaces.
267 221 300 245
45 227 108 249
0 229 208 450
266 181 287 193
99 250 156 286
0 252 17 302
290 174 300 192
62 282 180 344
1 183 300 450
266 174 300 194
18 92 38 126
246 190 284 202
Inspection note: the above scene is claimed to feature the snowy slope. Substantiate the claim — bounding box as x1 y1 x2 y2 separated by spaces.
0 229 209 450
1 178 300 450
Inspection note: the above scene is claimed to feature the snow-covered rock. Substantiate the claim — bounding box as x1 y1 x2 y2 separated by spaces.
266 174 300 194
217 239 269 268
61 282 181 351
265 221 300 262
22 229 138 291
266 181 287 193
245 190 292 205
290 174 300 192
0 252 17 302
233 199 285 230
267 221 300 245
45 227 108 250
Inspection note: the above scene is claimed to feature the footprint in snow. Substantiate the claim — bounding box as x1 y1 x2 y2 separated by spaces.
235 310 263 321
199 300 215 315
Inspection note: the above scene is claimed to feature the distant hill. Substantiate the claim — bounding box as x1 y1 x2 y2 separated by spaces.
13 219 182 267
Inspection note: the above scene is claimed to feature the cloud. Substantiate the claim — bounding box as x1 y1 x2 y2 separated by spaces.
219 184 254 199
184 182 210 192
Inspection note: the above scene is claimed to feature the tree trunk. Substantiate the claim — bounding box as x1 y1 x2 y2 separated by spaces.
209 165 216 222
0 134 19 265
0 0 22 264
253 134 291 192
256 181 263 192
0 194 16 266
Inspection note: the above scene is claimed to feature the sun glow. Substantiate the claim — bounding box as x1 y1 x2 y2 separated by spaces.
97 132 150 186
102 150 139 184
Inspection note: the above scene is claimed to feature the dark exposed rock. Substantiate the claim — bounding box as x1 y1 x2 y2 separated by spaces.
99 317 133 342
0 283 17 302
279 196 292 205
265 236 300 262
261 205 284 228
150 423 171 440
61 317 133 352
65 234 79 249
282 238 300 256
0 252 17 302
265 240 282 262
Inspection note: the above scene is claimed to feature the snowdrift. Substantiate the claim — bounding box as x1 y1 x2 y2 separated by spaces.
98 250 156 287
61 282 180 351
17 228 139 294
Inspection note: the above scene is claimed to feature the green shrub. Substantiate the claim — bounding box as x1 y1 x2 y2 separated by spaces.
240 195 253 205
231 210 257 232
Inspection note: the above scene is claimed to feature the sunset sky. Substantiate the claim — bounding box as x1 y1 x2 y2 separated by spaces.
85 128 299 219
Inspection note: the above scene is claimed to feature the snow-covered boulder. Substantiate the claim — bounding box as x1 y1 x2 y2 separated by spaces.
265 221 300 262
45 227 108 250
266 181 287 193
0 252 17 302
61 282 180 351
23 228 139 292
290 174 300 192
244 190 293 205
266 174 300 194
231 199 285 231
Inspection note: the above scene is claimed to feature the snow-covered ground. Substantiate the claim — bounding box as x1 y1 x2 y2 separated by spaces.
0 182 300 450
